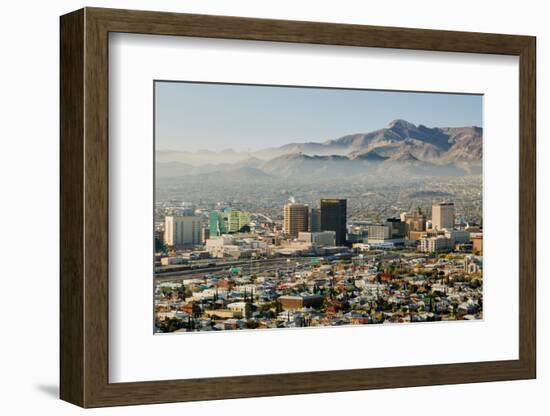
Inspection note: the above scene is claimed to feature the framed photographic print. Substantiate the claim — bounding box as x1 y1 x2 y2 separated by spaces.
60 7 536 408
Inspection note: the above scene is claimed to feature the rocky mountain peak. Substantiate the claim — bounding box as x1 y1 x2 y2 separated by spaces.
388 119 417 131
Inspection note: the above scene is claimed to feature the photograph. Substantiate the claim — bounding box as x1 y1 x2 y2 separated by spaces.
153 81 484 333
2 1 542 412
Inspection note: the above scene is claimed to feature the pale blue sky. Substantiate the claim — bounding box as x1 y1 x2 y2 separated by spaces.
155 81 482 151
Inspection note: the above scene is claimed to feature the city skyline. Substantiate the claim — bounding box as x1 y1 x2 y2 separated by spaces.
156 195 483 333
154 81 483 333
155 81 483 152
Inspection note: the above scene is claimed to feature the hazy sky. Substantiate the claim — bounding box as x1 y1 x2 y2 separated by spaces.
155 81 482 152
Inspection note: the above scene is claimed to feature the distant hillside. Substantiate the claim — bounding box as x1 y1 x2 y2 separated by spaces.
156 120 482 180
255 119 482 164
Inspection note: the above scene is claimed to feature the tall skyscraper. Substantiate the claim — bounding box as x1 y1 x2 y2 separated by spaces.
309 208 321 232
432 202 455 231
283 203 309 238
164 215 201 247
320 199 347 245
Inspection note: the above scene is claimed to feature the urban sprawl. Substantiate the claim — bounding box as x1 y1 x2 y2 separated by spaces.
155 196 483 333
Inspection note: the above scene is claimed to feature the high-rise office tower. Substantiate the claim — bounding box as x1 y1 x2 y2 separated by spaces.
164 215 201 247
432 202 455 231
283 203 309 238
320 199 347 245
309 208 321 232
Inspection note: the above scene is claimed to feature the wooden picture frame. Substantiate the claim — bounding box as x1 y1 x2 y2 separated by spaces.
60 7 536 408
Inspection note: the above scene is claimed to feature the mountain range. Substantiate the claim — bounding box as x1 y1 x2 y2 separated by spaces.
156 120 482 180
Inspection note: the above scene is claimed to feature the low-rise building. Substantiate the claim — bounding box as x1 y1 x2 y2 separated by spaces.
297 231 336 247
444 229 471 244
464 255 483 273
367 220 406 245
419 235 454 253
471 233 483 255
160 256 186 266
205 235 267 258
278 294 324 310
408 230 428 241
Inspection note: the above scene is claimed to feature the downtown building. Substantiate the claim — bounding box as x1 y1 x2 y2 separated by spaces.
431 202 455 231
298 231 336 247
471 233 483 255
309 207 321 232
209 208 251 236
283 203 309 238
401 207 427 233
164 214 202 247
227 210 251 233
419 235 454 253
205 234 267 259
366 218 407 248
320 199 347 246
209 210 229 236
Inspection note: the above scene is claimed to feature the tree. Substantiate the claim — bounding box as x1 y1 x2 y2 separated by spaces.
245 302 253 319
192 302 201 318
245 320 259 329
177 284 186 301
469 278 482 289
158 317 184 333
259 302 271 312
154 236 167 253
239 224 251 233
